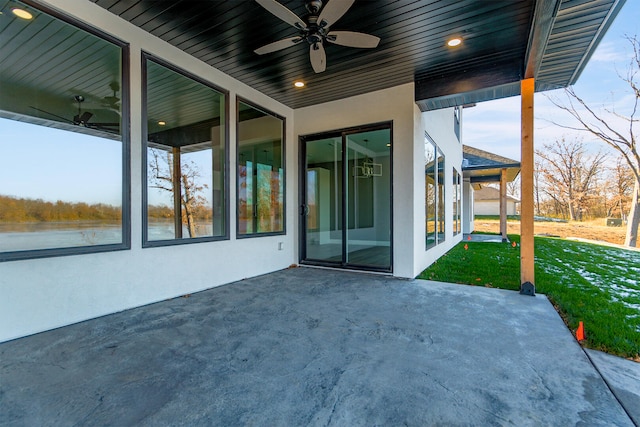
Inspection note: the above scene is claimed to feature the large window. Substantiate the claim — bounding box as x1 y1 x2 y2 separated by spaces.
0 1 128 261
237 99 285 236
453 168 461 235
425 133 445 249
437 147 446 242
425 135 437 248
143 55 227 245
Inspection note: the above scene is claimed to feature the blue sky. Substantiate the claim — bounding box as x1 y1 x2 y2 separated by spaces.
463 0 640 161
0 118 122 205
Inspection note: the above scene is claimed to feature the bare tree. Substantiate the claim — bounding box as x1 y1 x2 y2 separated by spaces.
535 137 607 221
605 155 635 219
148 148 208 238
507 174 521 200
534 159 543 216
547 35 640 246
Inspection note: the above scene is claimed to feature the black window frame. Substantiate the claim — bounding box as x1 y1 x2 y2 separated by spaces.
235 97 286 239
0 0 131 262
141 52 230 248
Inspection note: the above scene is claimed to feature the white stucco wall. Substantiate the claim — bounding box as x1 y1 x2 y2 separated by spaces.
463 180 475 234
414 108 465 276
294 83 417 278
0 0 297 343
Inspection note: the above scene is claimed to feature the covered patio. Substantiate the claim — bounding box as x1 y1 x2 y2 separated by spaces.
0 268 633 425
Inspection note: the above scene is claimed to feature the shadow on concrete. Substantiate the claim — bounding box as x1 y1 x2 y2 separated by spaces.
0 268 633 426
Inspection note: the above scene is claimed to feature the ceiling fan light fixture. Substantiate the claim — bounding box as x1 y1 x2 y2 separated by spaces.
447 37 462 47
12 8 33 20
294 81 305 88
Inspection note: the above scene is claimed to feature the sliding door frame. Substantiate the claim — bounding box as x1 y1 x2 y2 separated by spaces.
298 121 393 273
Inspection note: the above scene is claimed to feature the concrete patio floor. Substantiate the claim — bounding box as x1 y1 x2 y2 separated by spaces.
0 267 634 426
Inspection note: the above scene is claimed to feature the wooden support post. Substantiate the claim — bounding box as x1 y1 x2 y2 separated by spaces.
500 168 508 242
172 147 183 239
520 78 535 295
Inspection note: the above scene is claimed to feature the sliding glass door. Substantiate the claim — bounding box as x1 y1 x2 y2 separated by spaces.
300 124 392 272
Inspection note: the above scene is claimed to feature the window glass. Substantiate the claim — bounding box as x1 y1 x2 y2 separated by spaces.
425 135 437 248
144 57 226 243
425 133 447 249
437 147 446 242
237 100 284 236
454 106 461 141
0 1 127 259
453 168 461 235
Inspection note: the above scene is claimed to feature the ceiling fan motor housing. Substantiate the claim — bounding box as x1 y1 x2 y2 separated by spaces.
305 0 322 14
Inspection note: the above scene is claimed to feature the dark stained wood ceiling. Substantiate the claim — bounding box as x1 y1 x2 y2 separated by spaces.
7 0 624 113
89 0 535 109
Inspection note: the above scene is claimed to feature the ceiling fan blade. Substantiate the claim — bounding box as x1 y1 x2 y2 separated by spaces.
79 111 94 124
255 37 304 55
318 0 355 28
326 31 380 48
90 122 120 127
255 0 306 30
29 106 73 124
310 43 326 73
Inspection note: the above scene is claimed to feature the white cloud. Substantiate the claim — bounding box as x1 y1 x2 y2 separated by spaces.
590 40 629 63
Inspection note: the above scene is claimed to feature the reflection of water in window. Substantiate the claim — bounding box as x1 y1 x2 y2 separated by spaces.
0 118 123 252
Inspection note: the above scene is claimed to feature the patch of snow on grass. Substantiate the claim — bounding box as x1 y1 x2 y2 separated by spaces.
571 261 640 312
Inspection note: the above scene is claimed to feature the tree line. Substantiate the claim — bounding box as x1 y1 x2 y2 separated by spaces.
0 195 213 223
529 138 634 222
0 195 122 222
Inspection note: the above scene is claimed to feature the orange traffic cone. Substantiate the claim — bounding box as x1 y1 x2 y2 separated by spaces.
576 321 585 341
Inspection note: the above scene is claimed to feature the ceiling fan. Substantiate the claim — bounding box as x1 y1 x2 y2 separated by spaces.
254 0 380 73
78 81 121 114
31 95 120 133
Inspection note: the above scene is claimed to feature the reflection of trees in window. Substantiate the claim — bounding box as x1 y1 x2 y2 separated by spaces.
0 2 127 259
237 100 285 236
437 148 446 242
144 56 226 244
148 148 211 238
425 135 437 248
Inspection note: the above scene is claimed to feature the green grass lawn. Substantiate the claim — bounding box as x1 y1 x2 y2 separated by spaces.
417 235 640 360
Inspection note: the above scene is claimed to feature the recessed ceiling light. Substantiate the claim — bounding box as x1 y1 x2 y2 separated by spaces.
158 121 166 126
294 81 305 88
12 8 33 20
447 38 462 47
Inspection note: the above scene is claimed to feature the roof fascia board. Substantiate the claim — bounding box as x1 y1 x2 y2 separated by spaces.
414 57 522 109
462 163 522 171
469 175 503 183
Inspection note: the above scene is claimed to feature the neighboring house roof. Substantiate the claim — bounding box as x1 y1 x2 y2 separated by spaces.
462 145 521 185
28 0 623 111
474 187 520 203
